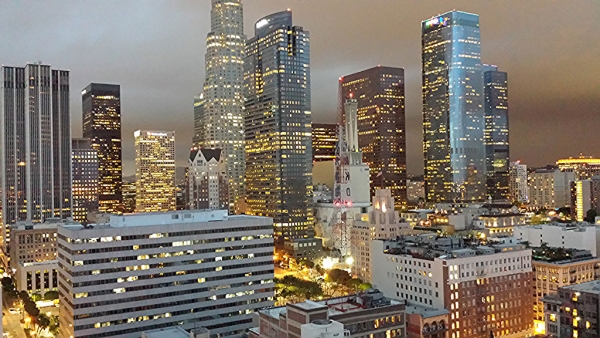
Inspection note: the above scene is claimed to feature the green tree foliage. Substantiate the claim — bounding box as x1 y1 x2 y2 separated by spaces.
23 299 40 317
43 290 59 301
274 276 324 306
49 315 60 336
30 293 42 302
36 313 51 336
326 269 351 285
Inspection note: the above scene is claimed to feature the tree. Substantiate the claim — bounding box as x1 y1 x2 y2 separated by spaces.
36 313 51 336
1 276 13 288
30 293 42 302
584 209 598 223
326 269 351 285
23 299 40 317
49 315 60 336
44 290 59 301
348 278 363 291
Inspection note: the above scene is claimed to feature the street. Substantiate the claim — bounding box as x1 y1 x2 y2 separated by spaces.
2 312 26 338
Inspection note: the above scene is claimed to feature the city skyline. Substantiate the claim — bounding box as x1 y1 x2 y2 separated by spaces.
1 1 599 176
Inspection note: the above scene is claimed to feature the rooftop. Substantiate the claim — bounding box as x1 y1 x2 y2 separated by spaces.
262 290 403 319
143 327 190 338
405 303 449 319
62 210 270 230
517 222 597 232
532 247 598 264
561 280 600 295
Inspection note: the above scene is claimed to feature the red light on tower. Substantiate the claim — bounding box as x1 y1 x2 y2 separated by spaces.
349 92 354 99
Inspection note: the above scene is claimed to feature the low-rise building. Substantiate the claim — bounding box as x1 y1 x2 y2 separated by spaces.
249 289 406 338
142 327 209 338
58 210 275 338
405 304 449 338
372 235 533 338
532 248 600 329
514 223 600 257
9 220 65 296
541 280 600 338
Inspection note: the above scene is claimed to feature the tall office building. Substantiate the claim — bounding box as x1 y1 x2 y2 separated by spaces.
57 210 274 338
244 10 314 247
186 148 228 210
509 161 528 203
134 130 176 212
82 83 122 214
483 65 509 201
340 66 407 207
557 156 600 180
570 179 599 222
196 0 245 211
311 123 338 162
422 11 486 203
0 63 71 247
72 138 99 224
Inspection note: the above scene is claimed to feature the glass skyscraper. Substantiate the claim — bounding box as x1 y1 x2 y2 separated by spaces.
484 65 509 201
340 66 407 207
71 138 99 224
82 83 123 214
312 123 338 162
196 0 245 212
0 63 72 248
244 10 314 246
422 11 485 203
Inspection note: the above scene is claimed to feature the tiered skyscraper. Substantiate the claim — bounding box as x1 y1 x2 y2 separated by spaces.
340 66 407 208
244 10 314 247
483 65 509 201
134 130 176 212
195 0 245 211
0 63 72 247
422 11 486 203
82 83 123 214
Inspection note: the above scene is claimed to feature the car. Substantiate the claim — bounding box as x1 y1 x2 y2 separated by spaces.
8 308 20 314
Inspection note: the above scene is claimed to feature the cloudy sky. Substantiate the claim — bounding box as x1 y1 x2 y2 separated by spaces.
2 1 599 176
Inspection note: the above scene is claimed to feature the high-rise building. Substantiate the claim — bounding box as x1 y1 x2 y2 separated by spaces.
72 138 99 224
372 236 533 338
186 148 228 210
244 10 314 247
557 156 600 180
121 180 136 213
82 83 122 214
483 65 509 201
340 66 407 207
529 169 575 209
422 11 486 203
311 123 337 162
570 179 599 221
509 161 529 203
0 63 72 248
196 0 245 211
57 210 275 338
134 130 176 212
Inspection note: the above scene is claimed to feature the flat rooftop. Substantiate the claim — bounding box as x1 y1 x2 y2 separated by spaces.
143 326 189 338
263 291 403 319
561 280 600 295
405 303 449 319
62 210 271 230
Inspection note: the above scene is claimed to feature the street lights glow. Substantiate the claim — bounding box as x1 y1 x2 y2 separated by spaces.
345 256 354 266
322 257 334 270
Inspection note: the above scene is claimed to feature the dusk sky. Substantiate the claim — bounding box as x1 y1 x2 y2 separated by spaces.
2 1 599 176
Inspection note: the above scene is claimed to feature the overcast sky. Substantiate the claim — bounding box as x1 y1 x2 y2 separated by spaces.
2 1 599 176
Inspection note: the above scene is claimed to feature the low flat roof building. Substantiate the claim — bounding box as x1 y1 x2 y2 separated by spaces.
250 289 406 338
515 223 600 257
142 327 210 338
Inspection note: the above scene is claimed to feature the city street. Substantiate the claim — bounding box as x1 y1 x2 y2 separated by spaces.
3 312 26 338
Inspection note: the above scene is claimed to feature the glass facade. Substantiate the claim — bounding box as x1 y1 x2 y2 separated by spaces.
197 0 245 212
72 138 99 224
312 123 338 162
0 64 72 247
484 65 509 201
82 83 123 214
422 11 485 203
244 10 314 245
340 66 407 208
134 130 176 212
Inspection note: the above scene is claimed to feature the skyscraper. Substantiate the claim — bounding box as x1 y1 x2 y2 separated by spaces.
422 11 486 203
196 0 245 211
134 130 176 212
340 66 407 208
71 138 99 224
509 161 529 203
82 83 122 214
244 10 314 247
0 63 72 247
312 123 338 162
484 64 509 201
186 148 228 210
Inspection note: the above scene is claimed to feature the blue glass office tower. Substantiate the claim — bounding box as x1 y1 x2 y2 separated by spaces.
244 10 315 251
422 11 485 202
483 65 509 201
